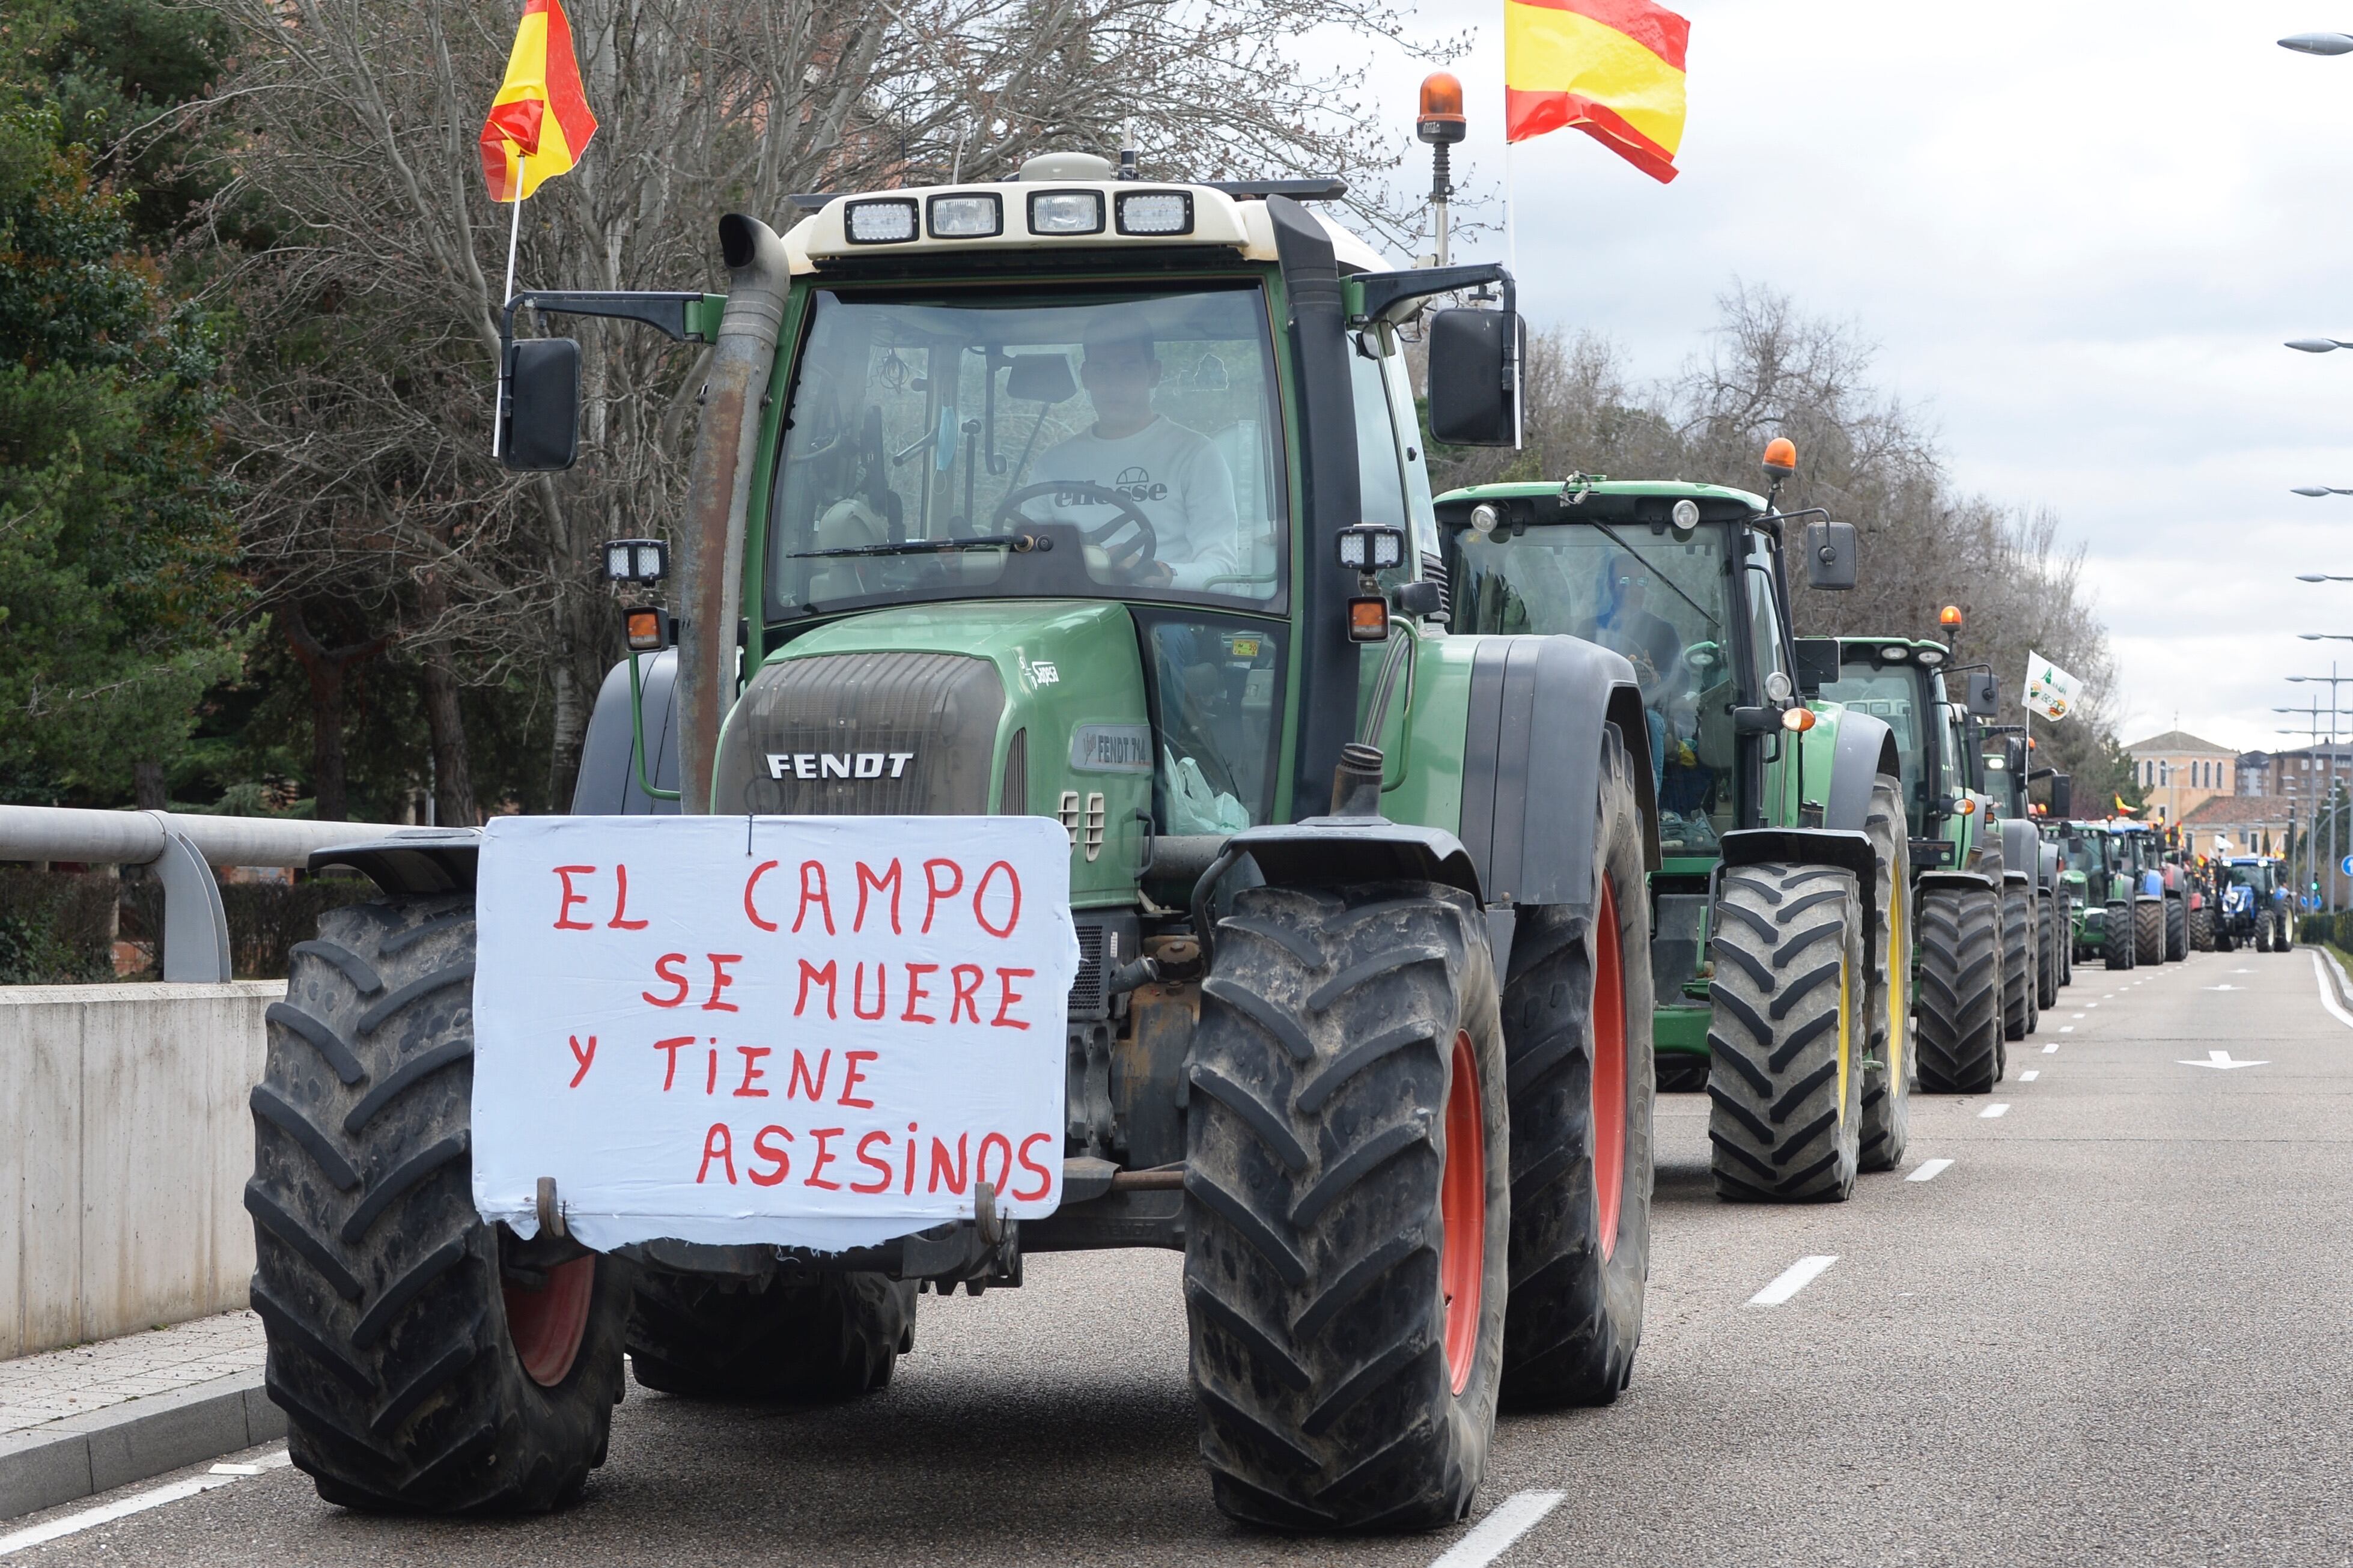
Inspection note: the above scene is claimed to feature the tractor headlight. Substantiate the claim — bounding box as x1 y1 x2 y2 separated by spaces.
927 193 1002 238
1670 498 1700 535
845 199 919 243
1469 502 1502 536
1115 191 1192 236
603 538 666 584
1029 190 1105 235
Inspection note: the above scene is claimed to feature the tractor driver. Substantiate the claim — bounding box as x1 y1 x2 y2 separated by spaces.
1033 320 1241 592
1576 551 1684 793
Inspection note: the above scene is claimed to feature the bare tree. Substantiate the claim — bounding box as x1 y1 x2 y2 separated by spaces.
198 0 1439 809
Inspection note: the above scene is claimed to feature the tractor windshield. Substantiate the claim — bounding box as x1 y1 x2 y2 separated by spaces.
1821 664 1932 827
1450 520 1737 850
764 282 1285 624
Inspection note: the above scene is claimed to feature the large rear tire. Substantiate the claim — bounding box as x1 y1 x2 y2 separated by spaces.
2166 897 2188 962
248 895 632 1514
2035 894 2059 1010
2134 898 2166 966
1497 734 1654 1409
1857 776 1911 1174
2107 901 2135 969
2001 882 2033 1042
1916 884 2003 1095
1705 863 1866 1203
629 1269 915 1400
2056 894 2072 988
1186 881 1508 1531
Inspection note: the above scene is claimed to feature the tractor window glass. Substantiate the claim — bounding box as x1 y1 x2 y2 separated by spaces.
1350 341 1408 533
766 284 1285 624
1744 537 1789 691
1450 520 1738 850
1137 615 1285 834
1383 351 1441 569
1821 666 1929 824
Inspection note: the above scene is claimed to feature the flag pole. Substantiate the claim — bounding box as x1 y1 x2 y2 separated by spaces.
492 154 524 460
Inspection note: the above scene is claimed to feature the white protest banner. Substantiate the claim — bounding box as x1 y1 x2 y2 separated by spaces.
471 815 1080 1253
2023 652 2081 722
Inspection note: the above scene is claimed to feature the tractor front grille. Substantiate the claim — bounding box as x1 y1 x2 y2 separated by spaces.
712 652 1006 816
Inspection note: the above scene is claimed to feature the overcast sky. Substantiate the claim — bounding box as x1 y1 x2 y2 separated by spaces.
1343 1 2353 753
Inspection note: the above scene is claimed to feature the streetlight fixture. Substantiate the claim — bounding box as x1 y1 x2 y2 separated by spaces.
2302 633 2353 640
2291 487 2353 497
2281 31 2353 53
2300 573 2353 582
2286 338 2353 352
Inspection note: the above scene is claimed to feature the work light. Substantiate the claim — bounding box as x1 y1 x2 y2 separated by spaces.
1115 192 1192 236
845 199 919 243
928 193 1002 239
1336 525 1406 573
1029 190 1104 236
603 538 666 584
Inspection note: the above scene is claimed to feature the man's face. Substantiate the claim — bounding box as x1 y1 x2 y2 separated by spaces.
1080 338 1160 421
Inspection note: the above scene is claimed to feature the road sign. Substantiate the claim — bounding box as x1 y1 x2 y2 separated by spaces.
2339 853 2352 877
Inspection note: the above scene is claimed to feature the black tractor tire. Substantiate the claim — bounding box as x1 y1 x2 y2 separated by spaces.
1705 863 1867 1203
2255 920 2271 953
2107 900 2135 970
629 1269 915 1400
2215 929 2235 953
2057 895 2072 988
1185 880 1508 1531
2035 894 2059 1010
1496 734 1654 1409
1916 884 2004 1095
1857 775 1911 1174
2134 898 2166 966
2165 897 2188 962
248 895 632 1515
2276 913 2295 953
2001 882 2034 1042
2191 908 2214 953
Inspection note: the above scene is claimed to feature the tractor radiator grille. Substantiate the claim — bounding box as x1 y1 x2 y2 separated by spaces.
711 652 1006 816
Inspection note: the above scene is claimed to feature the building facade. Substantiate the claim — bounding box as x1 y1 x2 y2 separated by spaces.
2123 730 2238 827
2236 750 2272 797
2179 793 2294 857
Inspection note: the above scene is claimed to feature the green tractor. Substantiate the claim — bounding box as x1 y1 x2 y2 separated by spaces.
1431 457 1913 1195
2050 819 2154 969
1977 724 2068 1014
1810 639 2023 1093
245 150 1673 1530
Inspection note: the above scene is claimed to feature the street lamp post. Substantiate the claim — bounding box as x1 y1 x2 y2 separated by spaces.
2281 667 2353 911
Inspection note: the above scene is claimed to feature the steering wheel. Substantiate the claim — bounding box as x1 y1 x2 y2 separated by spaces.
990 481 1158 570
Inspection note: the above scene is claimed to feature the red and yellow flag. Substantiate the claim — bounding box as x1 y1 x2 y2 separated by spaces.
478 0 598 202
1503 0 1689 184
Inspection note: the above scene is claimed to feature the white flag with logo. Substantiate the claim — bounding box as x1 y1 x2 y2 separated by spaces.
2023 652 2081 722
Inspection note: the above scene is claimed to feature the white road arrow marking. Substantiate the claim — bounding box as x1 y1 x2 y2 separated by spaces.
2203 985 2245 991
2179 1050 2267 1070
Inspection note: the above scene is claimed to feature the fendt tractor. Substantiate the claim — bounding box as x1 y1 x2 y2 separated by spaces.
2215 854 2292 952
2052 819 2157 969
245 131 1682 1530
1813 637 2020 1094
1430 461 1910 1193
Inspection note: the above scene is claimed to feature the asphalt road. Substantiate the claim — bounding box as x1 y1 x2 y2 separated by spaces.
12 944 2352 1567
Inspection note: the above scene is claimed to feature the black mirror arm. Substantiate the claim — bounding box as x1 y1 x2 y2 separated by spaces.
1354 264 1514 326
495 290 715 460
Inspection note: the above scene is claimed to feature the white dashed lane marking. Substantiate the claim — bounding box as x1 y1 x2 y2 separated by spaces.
1428 1491 1569 1568
1907 1158 1954 1182
1749 1255 1839 1305
1980 1103 2011 1119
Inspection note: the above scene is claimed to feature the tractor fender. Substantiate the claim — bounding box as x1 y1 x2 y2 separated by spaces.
308 830 482 895
1214 819 1504 969
1459 634 1660 913
2038 840 2061 893
1999 819 2041 889
573 651 683 815
1917 867 2001 896
1819 708 1898 831
1716 827 1880 954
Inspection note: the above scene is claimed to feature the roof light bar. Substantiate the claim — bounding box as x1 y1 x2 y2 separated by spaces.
1115 191 1193 236
1029 189 1104 236
845 198 919 244
927 193 1002 239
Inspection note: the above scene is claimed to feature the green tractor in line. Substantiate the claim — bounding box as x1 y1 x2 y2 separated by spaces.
245 145 1679 1530
1810 637 2020 1094
1432 452 1913 1196
1977 724 2069 1013
2049 819 2154 970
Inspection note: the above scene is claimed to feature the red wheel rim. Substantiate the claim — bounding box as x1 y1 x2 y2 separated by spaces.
507 1256 595 1387
1592 876 1628 1262
1439 1029 1485 1396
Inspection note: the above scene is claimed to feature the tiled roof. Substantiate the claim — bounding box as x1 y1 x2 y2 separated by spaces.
2179 794 2296 827
2122 729 2235 756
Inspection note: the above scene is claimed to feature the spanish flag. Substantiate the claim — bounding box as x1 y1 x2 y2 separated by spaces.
1504 0 1689 184
478 0 597 202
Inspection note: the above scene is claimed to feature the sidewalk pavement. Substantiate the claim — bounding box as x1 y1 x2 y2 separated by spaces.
0 1310 279 1521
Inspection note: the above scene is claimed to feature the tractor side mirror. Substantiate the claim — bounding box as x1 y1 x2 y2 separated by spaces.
504 337 581 471
1792 637 1840 695
1803 520 1857 590
2049 773 2072 819
1965 672 2000 717
1426 307 1523 447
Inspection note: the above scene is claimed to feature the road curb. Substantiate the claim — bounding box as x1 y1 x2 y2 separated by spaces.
0 1371 284 1522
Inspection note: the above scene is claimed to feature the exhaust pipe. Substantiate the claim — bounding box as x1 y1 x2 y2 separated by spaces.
673 213 792 813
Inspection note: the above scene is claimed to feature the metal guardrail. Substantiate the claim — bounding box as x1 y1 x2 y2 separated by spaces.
0 806 473 982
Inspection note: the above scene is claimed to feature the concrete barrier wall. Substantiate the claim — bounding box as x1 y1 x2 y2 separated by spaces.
1 982 282 1360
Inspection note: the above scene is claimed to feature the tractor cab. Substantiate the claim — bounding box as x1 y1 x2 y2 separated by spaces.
1813 637 1964 868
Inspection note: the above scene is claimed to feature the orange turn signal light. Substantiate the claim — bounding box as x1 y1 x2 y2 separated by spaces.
1939 604 1964 629
1348 596 1390 642
1957 798 1976 816
1762 437 1797 477
625 606 672 652
1781 705 1816 733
